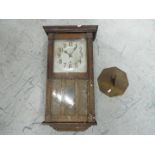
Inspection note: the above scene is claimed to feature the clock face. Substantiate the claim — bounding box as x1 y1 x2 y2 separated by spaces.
53 38 87 73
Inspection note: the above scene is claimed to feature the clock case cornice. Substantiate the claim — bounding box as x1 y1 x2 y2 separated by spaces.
43 25 98 41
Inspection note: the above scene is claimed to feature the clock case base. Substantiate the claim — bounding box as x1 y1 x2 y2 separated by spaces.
42 122 97 131
43 25 98 131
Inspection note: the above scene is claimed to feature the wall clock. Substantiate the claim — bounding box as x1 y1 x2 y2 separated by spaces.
43 25 98 131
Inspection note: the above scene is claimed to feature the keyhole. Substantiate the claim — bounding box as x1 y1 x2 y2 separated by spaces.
111 74 116 86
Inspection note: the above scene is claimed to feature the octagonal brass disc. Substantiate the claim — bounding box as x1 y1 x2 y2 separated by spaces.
98 67 129 97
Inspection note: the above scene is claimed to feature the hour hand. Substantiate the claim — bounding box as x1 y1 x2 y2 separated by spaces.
64 50 69 55
64 50 72 58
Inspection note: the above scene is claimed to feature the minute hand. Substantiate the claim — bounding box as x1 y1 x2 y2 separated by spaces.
70 45 77 56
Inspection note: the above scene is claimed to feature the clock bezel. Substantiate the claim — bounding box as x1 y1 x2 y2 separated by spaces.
47 33 91 79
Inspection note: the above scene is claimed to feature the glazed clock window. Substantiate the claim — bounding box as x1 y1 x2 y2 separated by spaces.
53 38 87 73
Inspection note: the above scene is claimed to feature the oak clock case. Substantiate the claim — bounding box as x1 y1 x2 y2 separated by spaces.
43 26 98 131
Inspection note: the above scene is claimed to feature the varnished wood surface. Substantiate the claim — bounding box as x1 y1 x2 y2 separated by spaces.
46 79 88 123
43 25 98 131
43 25 98 40
42 122 97 131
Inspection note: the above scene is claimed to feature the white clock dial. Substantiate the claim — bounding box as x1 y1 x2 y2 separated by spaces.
53 38 87 73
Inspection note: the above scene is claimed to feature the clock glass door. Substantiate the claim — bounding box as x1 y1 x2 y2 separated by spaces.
51 79 88 122
50 36 88 122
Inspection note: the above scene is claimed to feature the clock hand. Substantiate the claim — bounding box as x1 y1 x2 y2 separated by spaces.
64 50 72 58
64 50 70 56
64 45 78 58
70 44 77 56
